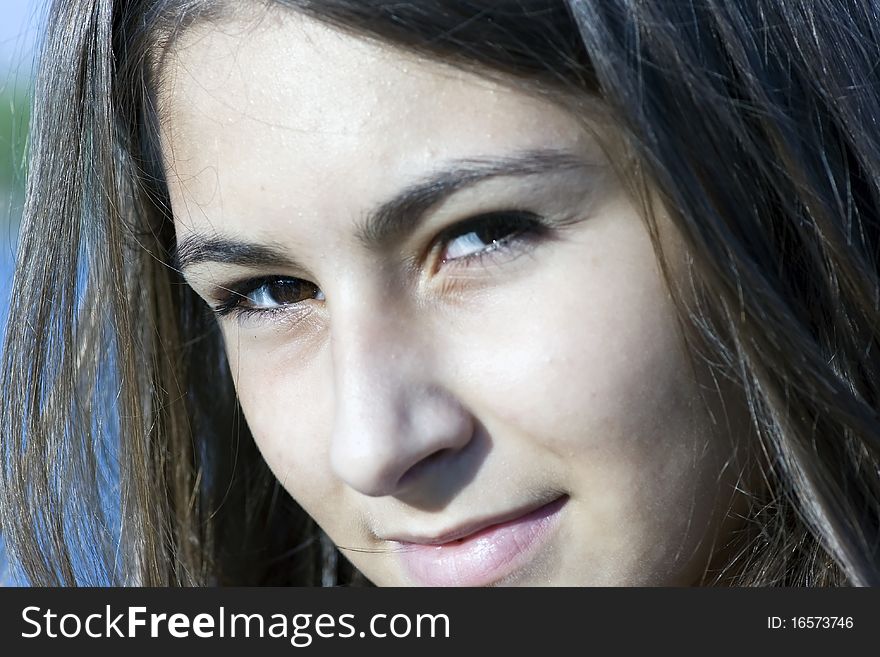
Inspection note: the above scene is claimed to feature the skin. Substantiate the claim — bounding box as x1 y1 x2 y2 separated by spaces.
159 5 751 585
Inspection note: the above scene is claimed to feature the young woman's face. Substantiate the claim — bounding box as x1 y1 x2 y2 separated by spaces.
161 6 749 585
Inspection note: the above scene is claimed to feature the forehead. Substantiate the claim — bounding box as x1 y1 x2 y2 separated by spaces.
157 5 595 239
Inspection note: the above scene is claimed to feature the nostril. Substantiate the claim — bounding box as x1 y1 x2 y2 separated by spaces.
396 447 455 490
423 447 451 465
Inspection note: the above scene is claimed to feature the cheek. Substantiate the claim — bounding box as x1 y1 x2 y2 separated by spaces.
221 331 337 511
451 202 698 458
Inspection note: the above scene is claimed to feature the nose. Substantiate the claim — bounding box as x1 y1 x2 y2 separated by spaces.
328 300 474 498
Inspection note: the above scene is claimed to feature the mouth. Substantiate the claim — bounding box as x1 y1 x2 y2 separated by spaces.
388 495 568 586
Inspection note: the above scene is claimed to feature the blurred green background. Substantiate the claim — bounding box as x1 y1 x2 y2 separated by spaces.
1 0 43 586
1 0 40 257
0 81 29 235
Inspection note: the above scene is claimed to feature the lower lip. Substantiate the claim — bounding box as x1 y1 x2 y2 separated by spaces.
393 496 567 586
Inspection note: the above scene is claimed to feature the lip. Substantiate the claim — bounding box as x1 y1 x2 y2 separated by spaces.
389 495 568 586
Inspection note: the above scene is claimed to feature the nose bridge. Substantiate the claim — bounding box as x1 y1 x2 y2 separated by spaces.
328 293 472 497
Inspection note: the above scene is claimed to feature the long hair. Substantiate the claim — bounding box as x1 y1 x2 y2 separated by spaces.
1 0 878 586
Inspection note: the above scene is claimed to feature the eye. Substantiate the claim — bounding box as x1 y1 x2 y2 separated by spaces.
436 210 547 265
213 276 324 318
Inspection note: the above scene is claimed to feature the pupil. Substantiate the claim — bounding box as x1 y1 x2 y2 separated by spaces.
271 279 310 304
475 216 519 245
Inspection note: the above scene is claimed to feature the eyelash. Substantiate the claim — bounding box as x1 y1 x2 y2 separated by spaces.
210 210 548 322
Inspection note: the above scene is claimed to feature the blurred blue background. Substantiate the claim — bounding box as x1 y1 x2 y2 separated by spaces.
1 0 45 585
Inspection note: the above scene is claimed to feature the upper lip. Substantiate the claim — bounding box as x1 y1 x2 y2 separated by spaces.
383 494 566 546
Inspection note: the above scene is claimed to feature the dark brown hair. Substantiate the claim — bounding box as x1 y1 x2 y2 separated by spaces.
1 0 878 586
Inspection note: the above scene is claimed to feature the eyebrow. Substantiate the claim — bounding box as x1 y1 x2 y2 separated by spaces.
173 148 592 273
